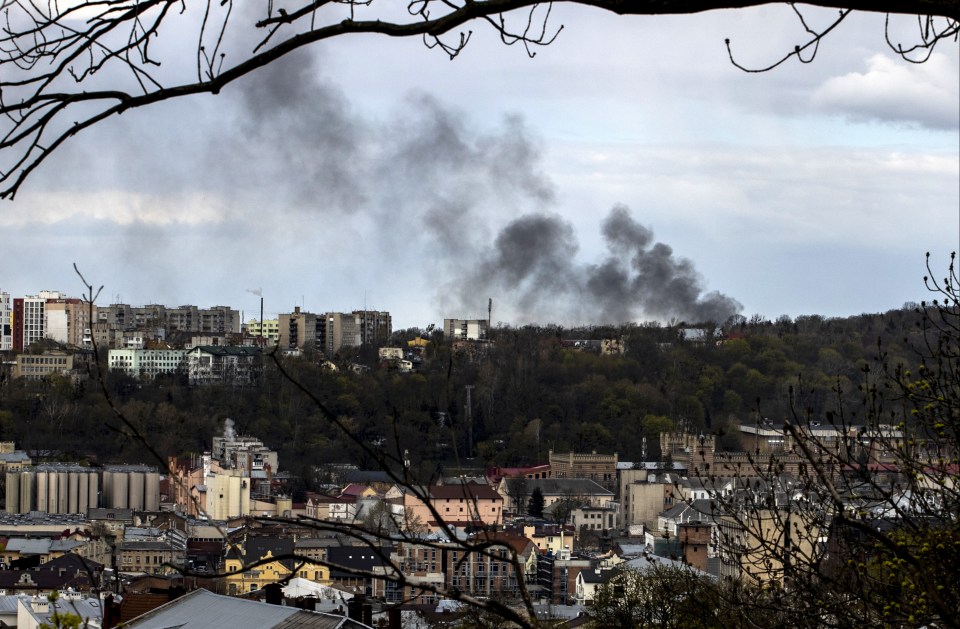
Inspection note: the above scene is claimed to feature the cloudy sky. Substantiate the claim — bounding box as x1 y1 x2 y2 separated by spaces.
1 4 957 329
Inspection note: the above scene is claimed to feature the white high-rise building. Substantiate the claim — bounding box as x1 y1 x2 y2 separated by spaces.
21 295 48 349
0 291 11 351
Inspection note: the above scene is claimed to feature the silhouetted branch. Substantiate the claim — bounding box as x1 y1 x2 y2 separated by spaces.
0 0 957 198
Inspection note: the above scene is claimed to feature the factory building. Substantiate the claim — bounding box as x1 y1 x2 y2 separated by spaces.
4 465 160 515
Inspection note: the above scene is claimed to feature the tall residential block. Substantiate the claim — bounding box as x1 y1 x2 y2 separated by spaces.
444 318 489 341
0 290 11 351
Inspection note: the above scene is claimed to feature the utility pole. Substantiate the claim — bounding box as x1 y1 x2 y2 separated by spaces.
465 385 475 459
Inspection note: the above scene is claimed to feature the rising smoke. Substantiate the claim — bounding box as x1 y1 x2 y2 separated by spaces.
452 205 742 325
30 47 739 326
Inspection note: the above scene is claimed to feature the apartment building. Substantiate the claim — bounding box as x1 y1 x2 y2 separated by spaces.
353 310 392 346
443 318 489 341
11 351 74 381
278 308 321 351
0 290 11 351
374 534 536 604
184 345 261 386
13 293 63 352
108 348 186 379
43 298 90 347
212 435 277 472
96 303 240 337
245 318 279 346
323 312 361 356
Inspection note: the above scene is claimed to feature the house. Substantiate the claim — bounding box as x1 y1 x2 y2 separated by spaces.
574 567 616 605
0 554 103 596
569 502 619 535
223 549 293 596
656 499 720 538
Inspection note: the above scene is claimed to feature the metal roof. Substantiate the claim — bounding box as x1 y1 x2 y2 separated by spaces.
124 589 372 629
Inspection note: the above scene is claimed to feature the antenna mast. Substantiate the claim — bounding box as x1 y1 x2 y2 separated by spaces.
465 385 475 459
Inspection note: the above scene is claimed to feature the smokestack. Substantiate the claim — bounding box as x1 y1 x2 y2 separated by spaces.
260 297 264 347
487 298 492 339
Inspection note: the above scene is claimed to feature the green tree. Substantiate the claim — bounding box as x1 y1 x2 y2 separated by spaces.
527 487 545 518
591 564 725 629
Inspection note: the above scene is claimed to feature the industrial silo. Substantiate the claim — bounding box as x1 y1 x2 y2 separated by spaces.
87 472 99 510
128 471 145 511
5 471 19 514
46 470 60 514
102 470 114 507
144 472 160 511
36 470 49 512
57 471 68 514
68 472 79 514
19 471 34 513
78 472 89 513
111 470 129 509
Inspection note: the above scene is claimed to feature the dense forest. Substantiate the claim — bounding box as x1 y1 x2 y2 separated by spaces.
0 305 930 492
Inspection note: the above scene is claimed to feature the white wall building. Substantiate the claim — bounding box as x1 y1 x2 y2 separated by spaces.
108 348 186 379
444 318 489 341
0 291 11 351
21 296 47 349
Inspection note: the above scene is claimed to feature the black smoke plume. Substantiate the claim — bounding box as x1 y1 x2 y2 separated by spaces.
454 205 741 325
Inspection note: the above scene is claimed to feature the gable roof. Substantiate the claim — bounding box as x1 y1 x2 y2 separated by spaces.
426 482 501 501
123 588 373 628
325 547 388 579
503 478 613 497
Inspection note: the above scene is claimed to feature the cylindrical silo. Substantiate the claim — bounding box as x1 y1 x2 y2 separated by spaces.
19 471 34 513
47 471 60 514
78 472 89 514
102 471 114 507
128 471 145 511
145 472 160 512
6 471 20 514
87 472 99 510
36 470 49 512
57 471 68 514
68 472 79 514
112 471 128 509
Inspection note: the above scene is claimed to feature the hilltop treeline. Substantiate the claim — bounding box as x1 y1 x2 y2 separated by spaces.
0 306 930 488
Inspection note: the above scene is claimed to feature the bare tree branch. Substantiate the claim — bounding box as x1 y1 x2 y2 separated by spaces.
0 0 956 198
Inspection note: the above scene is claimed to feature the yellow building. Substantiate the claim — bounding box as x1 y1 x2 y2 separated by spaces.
223 549 329 596
246 319 279 346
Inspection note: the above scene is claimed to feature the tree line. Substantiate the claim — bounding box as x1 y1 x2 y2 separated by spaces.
0 303 931 489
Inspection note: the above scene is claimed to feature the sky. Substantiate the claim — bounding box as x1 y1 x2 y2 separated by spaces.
1 3 958 330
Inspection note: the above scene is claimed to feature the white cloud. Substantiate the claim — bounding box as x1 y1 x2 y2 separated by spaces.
0 190 225 227
812 52 960 129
